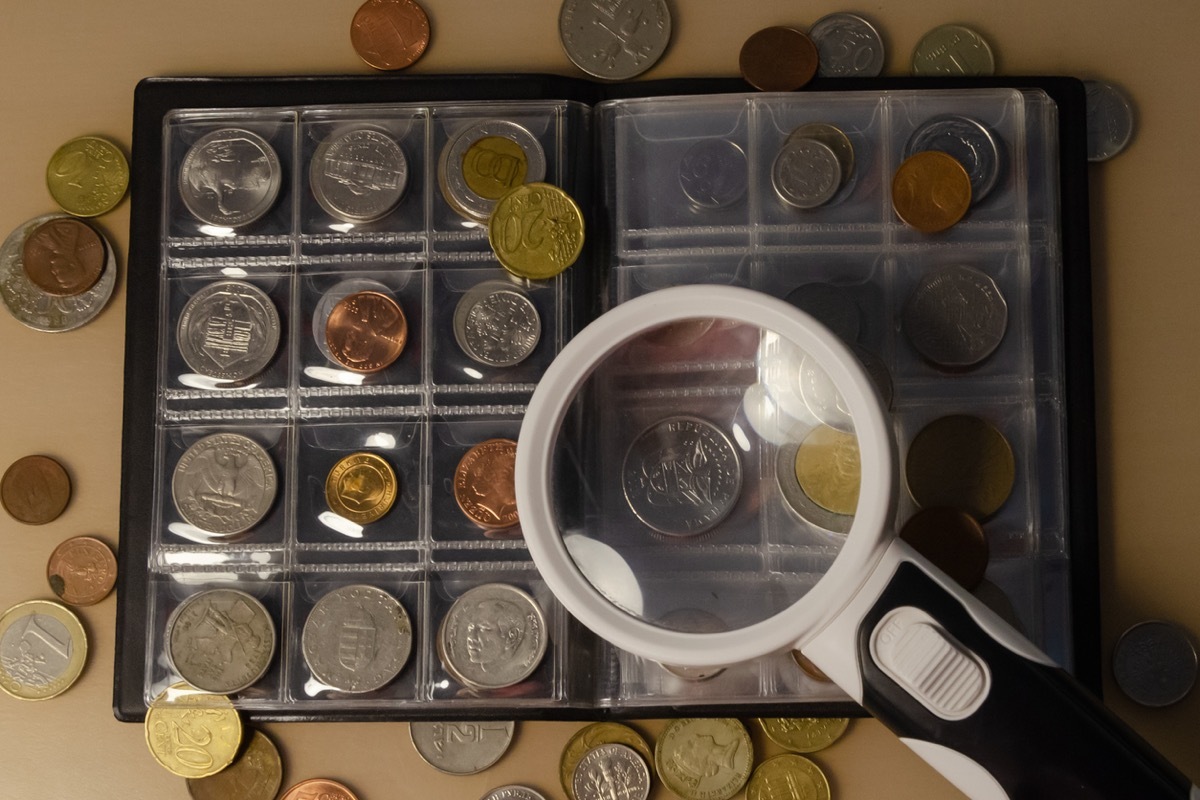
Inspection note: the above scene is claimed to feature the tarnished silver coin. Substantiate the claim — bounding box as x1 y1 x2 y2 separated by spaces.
905 115 1001 202
657 609 728 681
1084 80 1135 162
1113 620 1198 707
441 583 548 690
454 282 542 367
180 128 282 228
558 0 671 80
911 24 995 76
410 720 516 774
902 264 1008 368
810 12 885 77
301 585 412 693
439 120 546 222
678 139 748 210
776 441 853 535
772 138 842 210
622 416 742 537
177 280 281 382
784 282 861 343
573 743 651 800
310 127 408 223
788 123 855 189
167 588 276 694
171 433 278 536
481 786 549 800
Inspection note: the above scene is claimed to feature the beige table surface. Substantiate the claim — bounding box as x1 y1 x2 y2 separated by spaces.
2 1 1199 798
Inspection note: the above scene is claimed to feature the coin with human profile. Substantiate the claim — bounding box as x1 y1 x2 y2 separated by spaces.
325 452 397 524
439 583 547 690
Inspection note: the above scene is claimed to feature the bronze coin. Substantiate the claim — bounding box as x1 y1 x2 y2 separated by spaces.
350 0 431 71
453 438 519 531
325 290 407 373
899 507 989 590
46 535 117 606
1 455 71 525
905 415 1015 519
891 150 972 233
739 26 819 91
281 779 359 800
790 650 832 683
21 218 105 297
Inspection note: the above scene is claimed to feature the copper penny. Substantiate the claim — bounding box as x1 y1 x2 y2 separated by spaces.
891 150 972 233
739 26 819 91
46 535 117 606
1 455 71 525
21 218 105 297
453 438 519 531
325 290 407 373
281 779 359 800
899 507 989 590
351 0 431 71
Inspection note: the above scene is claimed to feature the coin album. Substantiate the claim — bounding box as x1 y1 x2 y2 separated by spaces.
116 75 1098 721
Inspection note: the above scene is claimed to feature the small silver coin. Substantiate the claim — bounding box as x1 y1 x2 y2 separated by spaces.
177 280 281 383
481 787 549 800
788 123 856 189
784 283 861 343
310 127 408 223
179 128 282 228
167 588 276 694
810 12 885 77
441 583 548 690
776 441 853 535
573 743 651 800
902 264 1008 368
905 115 1002 203
454 282 542 367
911 24 995 76
772 138 842 210
558 0 671 80
301 585 412 693
678 139 748 210
410 720 516 775
171 432 278 536
1113 620 1198 707
622 416 742 537
657 609 728 682
439 120 546 222
1084 80 1135 162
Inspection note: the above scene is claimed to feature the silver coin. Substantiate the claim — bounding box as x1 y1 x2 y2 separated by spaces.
1084 80 1135 162
911 24 995 76
301 585 412 693
438 120 546 221
179 128 282 228
810 12 885 77
905 115 1001 202
310 127 408 223
573 743 651 800
784 283 861 343
453 283 541 367
481 786 549 800
558 0 671 81
797 351 853 432
410 721 516 774
678 139 748 210
441 583 548 690
0 213 116 333
787 123 855 189
902 264 1008 368
177 280 281 382
171 432 278 536
1113 620 1198 707
0 609 79 691
167 588 276 694
657 609 728 681
772 138 842 210
622 416 742 537
776 441 853 535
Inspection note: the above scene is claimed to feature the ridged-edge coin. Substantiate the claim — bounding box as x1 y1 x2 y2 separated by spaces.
573 743 650 800
171 433 277 536
411 720 516 774
168 588 276 694
302 585 411 693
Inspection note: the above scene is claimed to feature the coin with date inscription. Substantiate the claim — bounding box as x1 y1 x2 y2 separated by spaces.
168 588 276 695
311 127 408 223
454 283 541 367
180 128 281 228
573 743 651 800
171 433 277 536
177 280 281 383
440 583 547 690
903 264 1007 369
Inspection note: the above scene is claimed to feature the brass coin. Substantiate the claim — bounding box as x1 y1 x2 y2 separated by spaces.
745 753 831 800
281 778 360 800
453 439 519 530
1 454 71 525
906 415 1015 519
45 135 129 217
795 425 861 516
325 452 398 524
757 717 850 753
0 600 87 700
891 150 972 233
900 507 990 590
488 182 585 281
739 26 819 91
145 683 242 778
789 650 832 682
46 535 117 606
21 218 106 296
560 722 655 800
656 718 753 800
463 136 529 200
350 0 430 71
325 290 407 373
186 729 283 800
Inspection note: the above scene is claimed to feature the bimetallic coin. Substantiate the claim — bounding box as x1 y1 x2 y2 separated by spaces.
657 609 728 681
784 282 861 343
906 415 1015 519
46 135 129 217
325 452 398 524
777 442 853 536
1113 621 1198 707
796 425 861 516
482 787 549 800
906 115 1001 203
454 283 542 367
772 138 842 210
440 120 546 222
177 281 281 383
746 753 831 800
757 718 850 753
311 127 408 223
740 27 818 91
464 137 529 200
21 217 106 296
903 264 1007 369
655 718 753 800
911 24 995 76
900 507 989 590
302 585 411 693
1085 80 1136 162
186 729 283 800
168 588 276 694
788 123 856 189
810 13 885 77
171 433 277 536
892 150 972 233
1 454 71 525
410 720 516 775
573 743 651 800
47 535 117 606
351 0 430 70
559 0 671 80
440 583 548 690
561 723 655 800
454 438 520 530
145 683 241 778
281 779 359 800
489 182 585 281
678 139 748 210
0 600 87 700
325 290 407 373
180 128 281 228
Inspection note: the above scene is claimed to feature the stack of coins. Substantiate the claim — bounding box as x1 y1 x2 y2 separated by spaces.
46 135 128 217
773 122 855 210
302 585 413 693
180 129 282 228
171 433 278 540
436 583 548 692
176 281 282 385
560 723 655 800
904 115 1003 204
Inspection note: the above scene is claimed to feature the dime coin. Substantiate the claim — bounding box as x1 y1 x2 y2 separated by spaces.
745 753 831 800
658 608 728 681
21 217 105 296
902 264 1007 369
784 282 861 343
1084 79 1135 162
46 135 129 217
454 438 520 530
772 138 842 210
325 452 398 524
905 115 1001 203
789 650 832 682
440 583 548 690
911 24 995 76
454 283 542 367
739 27 818 91
622 416 742 537
776 442 852 535
177 280 281 383
46 535 117 606
168 588 276 694
310 127 408 223
905 415 1015 519
281 778 360 800
809 12 885 77
410 720 516 774
559 0 671 80
561 723 655 800
171 433 277 536
489 182 585 280
186 729 283 800
788 123 856 189
757 718 850 753
180 128 281 228
439 120 546 222
891 150 972 233
899 507 989 590
1 454 71 525
1113 620 1198 707
678 139 748 210
655 718 753 800
145 683 241 778
795 425 861 516
573 743 651 800
0 600 87 700
325 290 407 373
351 0 430 70
302 585 412 692
481 787 549 800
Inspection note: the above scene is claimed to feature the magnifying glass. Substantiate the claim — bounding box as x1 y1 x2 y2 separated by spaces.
517 285 1195 800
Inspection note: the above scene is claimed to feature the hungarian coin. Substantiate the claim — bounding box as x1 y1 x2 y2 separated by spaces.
678 139 748 210
302 585 411 693
440 583 547 690
179 128 281 228
655 718 753 800
903 264 1007 368
489 182 585 280
790 650 832 682
0 600 87 700
281 779 359 800
454 283 541 367
559 0 671 80
21 217 106 296
561 723 655 800
622 416 742 537
1113 620 1198 707
739 26 818 91
186 729 283 800
177 280 281 382
773 138 842 209
168 588 276 694
171 433 277 536
892 150 972 233
906 415 1015 518
481 787 549 800
795 425 861 516
900 507 989 590
351 0 430 70
46 135 129 217
1 454 71 525
784 282 861 343
1085 80 1135 162
310 127 408 222
325 290 407 373
776 441 853 535
325 452 398 524
809 12 885 77
573 743 651 800
439 120 546 222
410 720 516 774
745 753 831 800
905 115 1001 202
911 24 995 76
145 683 241 778
46 535 117 606
454 438 520 530
757 718 850 753
788 123 855 188
657 608 728 681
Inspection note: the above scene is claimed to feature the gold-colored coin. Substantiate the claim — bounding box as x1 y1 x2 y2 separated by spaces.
757 717 850 753
795 425 861 515
463 136 529 200
745 754 831 800
46 136 129 217
0 600 87 700
891 150 972 233
488 182 585 281
186 729 283 800
145 682 242 778
560 722 655 800
325 452 398 524
656 718 753 800
905 414 1015 519
789 650 832 682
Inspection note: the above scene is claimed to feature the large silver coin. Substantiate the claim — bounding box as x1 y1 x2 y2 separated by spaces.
902 264 1008 368
481 787 549 800
310 127 408 223
810 12 885 77
301 585 412 693
439 120 546 222
453 282 541 367
772 138 842 210
1084 80 1135 162
905 115 1001 202
787 123 855 189
171 433 278 536
410 721 516 774
622 416 742 537
657 609 728 682
783 282 861 343
776 441 852 535
678 139 748 210
1113 620 1198 707
167 588 276 694
558 0 671 81
177 280 281 382
180 128 282 228
573 743 651 800
911 24 995 76
441 583 548 690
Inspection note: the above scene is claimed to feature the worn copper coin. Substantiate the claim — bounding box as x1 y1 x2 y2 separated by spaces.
739 27 818 92
900 507 989 590
790 650 832 682
454 438 519 530
21 218 106 296
351 0 430 70
281 778 359 800
325 452 398 524
892 151 972 233
906 415 1015 519
1 454 71 525
186 729 283 800
325 290 407 373
47 535 117 606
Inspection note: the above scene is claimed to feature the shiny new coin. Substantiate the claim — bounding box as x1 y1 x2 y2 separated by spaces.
655 718 753 800
46 135 129 217
892 150 972 233
302 585 411 693
310 127 408 223
46 535 117 606
186 729 283 800
171 433 277 536
325 452 398 524
795 425 861 516
900 507 990 590
906 414 1015 518
911 24 995 76
746 754 831 800
281 778 360 800
21 217 106 297
411 720 516 774
489 182 585 280
440 120 546 222
180 128 281 228
1 454 71 525
561 723 655 800
145 683 242 778
351 0 430 70
454 283 542 368
0 600 87 700
573 743 650 800
740 26 818 91
168 589 276 694
757 717 850 753
325 290 408 373
440 583 547 690
454 438 520 530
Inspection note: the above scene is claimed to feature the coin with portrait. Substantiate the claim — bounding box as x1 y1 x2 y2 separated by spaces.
325 452 397 524
440 583 547 690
